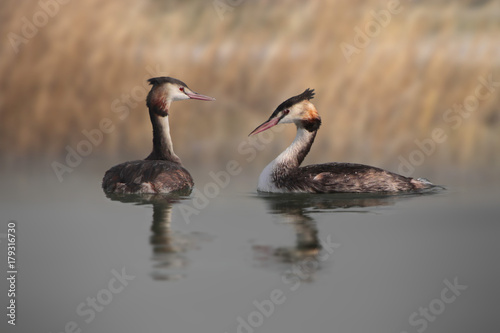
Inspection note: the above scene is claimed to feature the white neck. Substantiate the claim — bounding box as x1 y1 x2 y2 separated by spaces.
257 126 316 192
159 116 178 160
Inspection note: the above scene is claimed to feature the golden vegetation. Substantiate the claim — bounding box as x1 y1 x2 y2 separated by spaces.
1 0 499 176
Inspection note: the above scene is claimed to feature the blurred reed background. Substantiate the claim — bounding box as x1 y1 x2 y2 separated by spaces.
1 0 499 182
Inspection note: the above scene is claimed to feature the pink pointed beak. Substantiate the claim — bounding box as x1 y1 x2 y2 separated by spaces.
185 90 216 101
249 117 280 136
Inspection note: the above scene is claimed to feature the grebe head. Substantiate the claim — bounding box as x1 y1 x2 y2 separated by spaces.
249 88 320 135
147 77 215 116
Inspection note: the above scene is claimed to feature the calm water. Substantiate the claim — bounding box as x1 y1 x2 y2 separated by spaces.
0 164 499 333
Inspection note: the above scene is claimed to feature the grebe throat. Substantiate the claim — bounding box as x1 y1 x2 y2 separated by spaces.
257 126 316 192
146 114 180 163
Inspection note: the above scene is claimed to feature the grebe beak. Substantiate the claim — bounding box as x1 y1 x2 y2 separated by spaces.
249 117 280 136
184 89 216 101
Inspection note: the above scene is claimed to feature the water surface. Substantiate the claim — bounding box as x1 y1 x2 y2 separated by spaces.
0 166 498 333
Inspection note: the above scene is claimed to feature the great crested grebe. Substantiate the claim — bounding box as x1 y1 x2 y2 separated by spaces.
249 89 433 193
102 77 215 194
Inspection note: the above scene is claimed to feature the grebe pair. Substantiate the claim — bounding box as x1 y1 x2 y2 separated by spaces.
102 77 433 194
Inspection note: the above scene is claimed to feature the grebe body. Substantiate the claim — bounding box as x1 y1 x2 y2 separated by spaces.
250 89 432 194
102 160 193 194
102 77 215 194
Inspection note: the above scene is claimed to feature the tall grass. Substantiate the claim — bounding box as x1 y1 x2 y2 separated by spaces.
1 0 499 176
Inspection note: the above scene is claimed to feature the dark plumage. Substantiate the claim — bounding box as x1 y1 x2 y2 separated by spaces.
273 162 430 193
147 77 188 87
102 160 193 194
274 88 315 114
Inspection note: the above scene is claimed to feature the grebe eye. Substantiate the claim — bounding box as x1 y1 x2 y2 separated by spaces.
283 109 290 115
179 87 184 92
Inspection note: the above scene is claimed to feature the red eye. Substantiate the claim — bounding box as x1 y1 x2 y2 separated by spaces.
179 87 184 92
283 109 290 115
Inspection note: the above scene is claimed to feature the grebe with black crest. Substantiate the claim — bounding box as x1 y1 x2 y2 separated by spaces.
102 77 215 194
249 89 434 193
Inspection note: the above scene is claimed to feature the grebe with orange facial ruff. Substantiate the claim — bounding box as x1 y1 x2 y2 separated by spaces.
249 89 433 193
